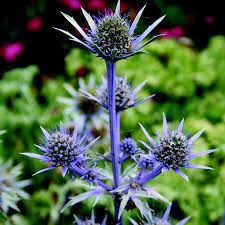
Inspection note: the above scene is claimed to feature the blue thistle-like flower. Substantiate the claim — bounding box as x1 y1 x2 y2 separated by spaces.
139 113 215 182
55 0 165 61
120 138 138 155
81 76 154 112
129 204 190 225
21 122 99 177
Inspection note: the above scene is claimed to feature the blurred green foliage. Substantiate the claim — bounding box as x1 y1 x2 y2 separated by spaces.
0 36 225 225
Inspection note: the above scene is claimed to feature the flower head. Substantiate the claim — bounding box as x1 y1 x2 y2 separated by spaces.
55 0 165 61
81 76 154 112
120 138 138 155
139 113 215 182
21 122 99 177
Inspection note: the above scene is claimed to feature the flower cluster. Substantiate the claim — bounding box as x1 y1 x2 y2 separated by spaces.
120 138 138 155
20 1 217 225
138 114 215 182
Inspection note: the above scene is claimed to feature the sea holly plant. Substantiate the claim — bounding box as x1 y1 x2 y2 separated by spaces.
0 131 30 222
21 1 216 224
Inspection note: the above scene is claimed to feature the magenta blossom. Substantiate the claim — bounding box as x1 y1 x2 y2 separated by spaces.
0 42 24 62
159 26 185 39
60 0 81 10
87 0 106 11
26 16 43 32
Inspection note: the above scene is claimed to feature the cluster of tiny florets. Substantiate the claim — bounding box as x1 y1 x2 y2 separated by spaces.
120 138 138 155
154 130 190 169
137 155 154 170
78 97 100 115
45 132 80 167
90 15 134 57
98 77 134 111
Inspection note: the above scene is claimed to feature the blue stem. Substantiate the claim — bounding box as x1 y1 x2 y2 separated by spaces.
106 61 123 225
106 61 120 188
116 111 121 173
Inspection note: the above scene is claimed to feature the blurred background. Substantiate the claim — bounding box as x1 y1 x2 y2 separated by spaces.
0 0 224 224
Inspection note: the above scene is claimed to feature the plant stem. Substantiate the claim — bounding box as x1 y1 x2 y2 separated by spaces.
116 111 121 167
106 61 123 225
106 61 120 188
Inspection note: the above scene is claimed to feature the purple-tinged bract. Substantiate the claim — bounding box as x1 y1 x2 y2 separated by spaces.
139 113 215 182
21 123 99 177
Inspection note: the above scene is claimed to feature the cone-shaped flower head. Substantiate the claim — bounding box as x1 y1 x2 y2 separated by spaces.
55 0 165 61
21 123 99 177
139 114 215 182
120 138 138 155
81 76 154 112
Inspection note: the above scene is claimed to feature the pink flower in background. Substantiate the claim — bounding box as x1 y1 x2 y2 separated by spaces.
159 26 185 39
60 0 81 10
0 42 24 62
87 0 106 11
26 16 43 32
204 16 215 25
